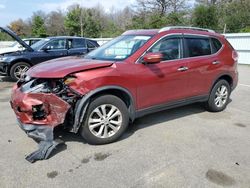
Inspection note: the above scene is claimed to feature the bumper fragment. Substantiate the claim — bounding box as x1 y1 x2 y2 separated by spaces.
11 85 70 163
18 119 65 163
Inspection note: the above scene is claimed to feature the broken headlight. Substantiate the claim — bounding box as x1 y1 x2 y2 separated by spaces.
63 76 76 85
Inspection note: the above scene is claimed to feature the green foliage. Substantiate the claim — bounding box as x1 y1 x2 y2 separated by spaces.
0 31 14 41
64 5 81 36
240 26 250 33
4 0 250 39
222 1 250 33
82 9 102 38
192 5 218 29
31 16 47 37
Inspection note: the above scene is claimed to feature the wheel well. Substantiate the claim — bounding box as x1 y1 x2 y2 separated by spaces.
217 75 233 88
90 89 131 108
88 89 135 121
7 60 31 75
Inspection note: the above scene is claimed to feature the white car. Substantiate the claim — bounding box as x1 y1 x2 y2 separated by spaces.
0 38 41 54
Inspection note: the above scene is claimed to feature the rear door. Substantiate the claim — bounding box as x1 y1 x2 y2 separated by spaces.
68 38 88 56
183 35 218 97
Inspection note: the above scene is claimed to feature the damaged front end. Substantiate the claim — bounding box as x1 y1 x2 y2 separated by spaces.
10 76 82 162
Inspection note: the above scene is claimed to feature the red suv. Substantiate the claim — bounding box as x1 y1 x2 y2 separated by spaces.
11 26 238 160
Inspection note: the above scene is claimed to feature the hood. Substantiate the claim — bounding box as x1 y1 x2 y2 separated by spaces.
1 50 27 57
27 56 114 78
0 47 24 55
0 27 33 52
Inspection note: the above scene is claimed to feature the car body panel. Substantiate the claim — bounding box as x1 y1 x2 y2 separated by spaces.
27 57 114 78
135 60 189 109
11 84 70 127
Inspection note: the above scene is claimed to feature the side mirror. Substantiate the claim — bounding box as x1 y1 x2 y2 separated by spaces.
143 52 162 64
42 46 51 52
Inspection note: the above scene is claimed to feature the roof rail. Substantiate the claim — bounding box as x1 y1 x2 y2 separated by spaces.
159 26 215 33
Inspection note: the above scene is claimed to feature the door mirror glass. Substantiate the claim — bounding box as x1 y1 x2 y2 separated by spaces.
143 52 162 64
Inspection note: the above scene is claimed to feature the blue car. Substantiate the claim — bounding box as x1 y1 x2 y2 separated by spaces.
0 27 99 81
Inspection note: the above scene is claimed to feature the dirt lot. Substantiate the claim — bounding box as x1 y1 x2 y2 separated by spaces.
0 65 250 188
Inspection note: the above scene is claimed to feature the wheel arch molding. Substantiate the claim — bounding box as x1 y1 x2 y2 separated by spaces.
210 73 234 93
71 85 136 133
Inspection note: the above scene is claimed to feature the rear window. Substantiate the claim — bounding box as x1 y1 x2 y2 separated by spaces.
185 37 211 57
211 38 222 53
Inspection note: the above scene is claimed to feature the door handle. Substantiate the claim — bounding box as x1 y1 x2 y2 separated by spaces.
177 66 189 72
212 61 221 65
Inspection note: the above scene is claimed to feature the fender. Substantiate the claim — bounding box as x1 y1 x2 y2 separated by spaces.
71 85 136 133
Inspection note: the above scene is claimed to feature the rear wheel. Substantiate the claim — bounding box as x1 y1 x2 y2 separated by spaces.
206 79 231 112
80 95 129 145
10 62 30 81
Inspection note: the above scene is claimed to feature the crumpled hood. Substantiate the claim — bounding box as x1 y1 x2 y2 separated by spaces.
27 56 114 78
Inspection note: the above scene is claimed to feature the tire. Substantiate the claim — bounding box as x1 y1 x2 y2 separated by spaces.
80 95 129 145
10 62 31 81
206 79 231 112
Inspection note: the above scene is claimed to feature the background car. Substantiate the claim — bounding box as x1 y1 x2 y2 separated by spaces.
0 27 99 81
0 38 42 55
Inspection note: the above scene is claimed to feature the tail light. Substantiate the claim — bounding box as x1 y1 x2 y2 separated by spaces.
232 50 238 62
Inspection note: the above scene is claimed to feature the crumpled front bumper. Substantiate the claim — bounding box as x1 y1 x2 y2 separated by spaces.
11 84 70 127
17 119 54 142
10 84 70 162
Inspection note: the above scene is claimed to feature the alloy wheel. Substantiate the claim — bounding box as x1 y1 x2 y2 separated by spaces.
14 65 29 80
214 85 228 108
88 104 122 138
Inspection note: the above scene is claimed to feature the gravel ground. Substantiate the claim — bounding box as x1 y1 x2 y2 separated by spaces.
0 65 249 188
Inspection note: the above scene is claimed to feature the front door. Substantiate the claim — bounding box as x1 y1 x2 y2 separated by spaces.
136 35 190 109
31 39 68 64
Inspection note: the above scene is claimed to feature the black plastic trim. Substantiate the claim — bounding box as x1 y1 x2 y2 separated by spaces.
72 85 136 133
136 95 209 118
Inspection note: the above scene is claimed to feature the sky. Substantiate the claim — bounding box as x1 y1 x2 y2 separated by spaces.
0 0 136 26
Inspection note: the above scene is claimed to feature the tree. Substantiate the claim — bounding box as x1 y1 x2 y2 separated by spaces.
219 0 250 33
64 4 81 36
31 14 47 37
46 10 66 36
8 19 31 37
192 5 218 29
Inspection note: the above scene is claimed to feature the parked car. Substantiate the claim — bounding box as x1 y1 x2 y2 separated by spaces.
10 26 238 161
0 38 42 55
0 27 99 81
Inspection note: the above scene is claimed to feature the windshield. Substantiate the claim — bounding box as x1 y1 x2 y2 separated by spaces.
31 38 50 50
85 35 152 61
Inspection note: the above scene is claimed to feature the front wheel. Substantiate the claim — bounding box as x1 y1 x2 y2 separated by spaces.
80 95 129 145
206 79 231 112
10 62 30 81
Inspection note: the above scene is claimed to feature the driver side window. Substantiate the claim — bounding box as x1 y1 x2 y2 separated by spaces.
44 39 66 50
149 38 181 61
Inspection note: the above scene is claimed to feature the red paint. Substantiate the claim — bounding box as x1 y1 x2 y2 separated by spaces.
11 85 70 127
27 56 113 78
